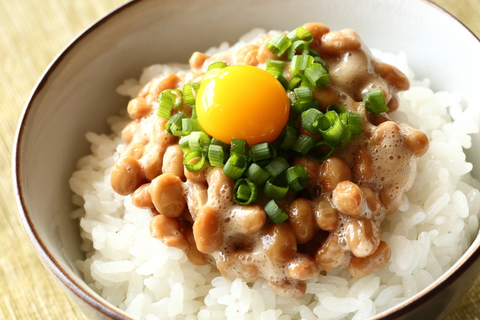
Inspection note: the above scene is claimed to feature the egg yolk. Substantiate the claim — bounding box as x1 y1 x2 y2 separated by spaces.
196 65 290 145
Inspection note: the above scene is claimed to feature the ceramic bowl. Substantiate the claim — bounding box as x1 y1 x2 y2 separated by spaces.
13 0 480 319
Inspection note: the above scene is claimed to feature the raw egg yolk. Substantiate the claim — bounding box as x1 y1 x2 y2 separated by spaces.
196 65 290 145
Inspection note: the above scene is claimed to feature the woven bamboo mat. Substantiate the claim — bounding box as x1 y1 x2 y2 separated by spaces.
1 0 479 319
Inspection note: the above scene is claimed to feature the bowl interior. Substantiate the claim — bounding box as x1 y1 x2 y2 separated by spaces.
14 0 480 318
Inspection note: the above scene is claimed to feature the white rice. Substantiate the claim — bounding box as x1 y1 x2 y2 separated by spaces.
70 29 480 320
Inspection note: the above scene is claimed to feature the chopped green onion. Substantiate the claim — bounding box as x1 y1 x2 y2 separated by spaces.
188 131 211 153
287 27 314 43
309 140 335 161
230 139 248 157
179 135 191 153
363 89 389 114
287 40 310 60
182 118 203 134
211 137 229 149
304 63 330 89
292 100 318 117
207 62 228 71
245 163 270 186
265 157 290 178
165 112 186 136
183 83 200 106
250 142 276 162
336 125 352 148
191 106 198 119
294 87 313 104
288 74 311 90
286 165 308 192
267 33 292 57
301 108 323 134
275 125 297 150
266 60 285 77
313 56 330 73
184 150 206 172
208 144 226 167
275 75 289 89
233 179 259 205
157 90 177 119
264 177 289 200
347 112 362 135
223 154 248 180
290 55 314 75
264 200 288 224
326 104 347 115
318 111 344 145
293 135 316 156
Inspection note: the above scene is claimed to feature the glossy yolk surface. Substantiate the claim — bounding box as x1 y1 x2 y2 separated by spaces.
196 65 290 145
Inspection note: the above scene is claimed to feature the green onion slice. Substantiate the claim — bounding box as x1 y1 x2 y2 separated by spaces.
293 134 316 156
265 157 290 178
287 40 310 60
286 165 308 192
336 126 351 148
363 89 389 114
288 74 310 90
290 55 314 75
250 142 276 163
233 179 259 205
318 111 344 145
183 83 200 106
230 139 248 157
309 140 335 161
157 90 177 119
264 177 289 200
188 131 211 153
287 27 314 43
208 144 225 167
223 154 248 180
313 56 330 73
184 150 206 172
266 60 285 77
165 112 186 136
304 63 330 89
326 104 347 115
245 163 270 186
275 125 297 150
182 118 203 134
207 62 228 71
179 135 191 153
264 200 288 224
294 87 313 104
347 112 362 136
301 108 323 134
267 33 292 57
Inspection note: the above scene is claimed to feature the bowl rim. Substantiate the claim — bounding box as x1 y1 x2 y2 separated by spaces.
12 0 480 319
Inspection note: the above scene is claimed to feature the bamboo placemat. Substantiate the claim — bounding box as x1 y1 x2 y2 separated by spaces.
1 0 479 319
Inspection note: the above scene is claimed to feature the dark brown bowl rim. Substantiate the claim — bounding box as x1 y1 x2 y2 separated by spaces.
12 0 480 319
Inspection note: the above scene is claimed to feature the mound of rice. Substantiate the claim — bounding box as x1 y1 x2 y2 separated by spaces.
70 29 480 320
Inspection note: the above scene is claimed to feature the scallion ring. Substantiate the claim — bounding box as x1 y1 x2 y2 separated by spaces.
264 177 289 200
208 144 226 167
318 111 344 145
184 150 206 172
250 142 276 163
233 179 259 205
267 33 292 57
264 199 288 224
223 154 248 180
364 89 389 114
309 140 335 161
245 163 270 186
286 165 308 192
304 63 330 89
182 83 200 106
188 131 211 153
292 134 316 156
207 62 228 71
275 125 297 150
265 157 290 178
165 112 186 136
